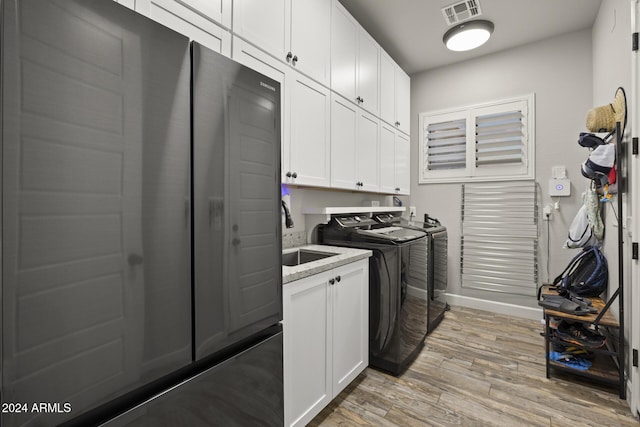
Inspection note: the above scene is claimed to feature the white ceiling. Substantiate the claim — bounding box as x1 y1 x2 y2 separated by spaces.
338 0 603 75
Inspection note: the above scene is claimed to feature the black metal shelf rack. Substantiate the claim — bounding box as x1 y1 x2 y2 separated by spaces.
541 121 626 399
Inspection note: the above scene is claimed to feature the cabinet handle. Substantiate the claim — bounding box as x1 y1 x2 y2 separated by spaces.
292 172 298 179
292 55 298 65
335 275 341 283
329 278 336 285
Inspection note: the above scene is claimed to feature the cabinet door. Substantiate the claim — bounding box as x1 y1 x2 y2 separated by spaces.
395 132 410 195
283 271 333 427
396 67 411 135
357 30 380 116
232 37 289 182
232 0 291 62
138 0 231 55
332 260 369 395
330 95 358 190
289 72 331 187
356 111 379 192
379 122 397 193
330 1 358 102
290 0 331 85
379 50 396 127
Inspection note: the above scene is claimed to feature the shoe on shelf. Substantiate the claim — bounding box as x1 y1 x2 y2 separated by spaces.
556 321 606 349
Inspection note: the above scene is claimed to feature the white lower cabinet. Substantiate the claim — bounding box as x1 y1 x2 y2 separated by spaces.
283 259 369 427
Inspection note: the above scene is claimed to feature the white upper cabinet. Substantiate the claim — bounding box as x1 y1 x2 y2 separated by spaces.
396 68 411 135
290 0 331 86
288 72 331 187
379 122 396 193
232 0 290 62
356 110 379 192
380 51 396 128
357 31 380 116
233 0 331 86
379 122 410 195
134 0 231 54
331 95 379 192
330 95 358 190
380 50 410 135
395 131 410 194
331 1 379 116
330 3 358 102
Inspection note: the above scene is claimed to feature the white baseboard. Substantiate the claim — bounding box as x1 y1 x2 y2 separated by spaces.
446 293 543 321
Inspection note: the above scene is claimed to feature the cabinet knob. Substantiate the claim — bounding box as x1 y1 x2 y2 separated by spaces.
286 171 292 178
292 172 298 179
395 187 400 192
335 275 341 283
286 52 293 62
329 278 336 285
292 55 298 65
395 121 400 127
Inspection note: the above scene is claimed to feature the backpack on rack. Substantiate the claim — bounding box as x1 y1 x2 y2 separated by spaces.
553 246 608 297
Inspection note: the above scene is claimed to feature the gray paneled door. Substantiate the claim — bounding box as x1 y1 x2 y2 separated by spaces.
2 1 191 425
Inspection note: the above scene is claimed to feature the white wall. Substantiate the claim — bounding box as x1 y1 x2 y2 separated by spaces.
410 29 594 309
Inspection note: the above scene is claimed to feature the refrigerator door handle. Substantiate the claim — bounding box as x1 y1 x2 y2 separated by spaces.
128 254 144 266
209 197 224 230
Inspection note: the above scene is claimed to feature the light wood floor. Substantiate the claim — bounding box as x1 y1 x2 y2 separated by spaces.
309 306 638 427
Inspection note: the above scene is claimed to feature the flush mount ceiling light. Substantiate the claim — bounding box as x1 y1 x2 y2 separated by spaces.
443 19 494 52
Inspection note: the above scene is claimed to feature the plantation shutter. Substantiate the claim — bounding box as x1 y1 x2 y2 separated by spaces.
475 110 524 166
425 118 467 171
419 94 534 183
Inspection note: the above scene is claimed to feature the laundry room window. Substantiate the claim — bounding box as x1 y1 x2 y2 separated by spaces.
419 94 535 183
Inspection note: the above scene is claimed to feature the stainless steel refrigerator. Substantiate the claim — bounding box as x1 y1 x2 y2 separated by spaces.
1 1 283 425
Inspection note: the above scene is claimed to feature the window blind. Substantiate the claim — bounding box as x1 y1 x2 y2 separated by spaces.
460 182 538 296
475 110 524 167
425 118 466 171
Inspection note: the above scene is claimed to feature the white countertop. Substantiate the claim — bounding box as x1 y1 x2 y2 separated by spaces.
282 244 372 284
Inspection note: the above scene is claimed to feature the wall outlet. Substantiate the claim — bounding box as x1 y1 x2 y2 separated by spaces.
409 206 417 218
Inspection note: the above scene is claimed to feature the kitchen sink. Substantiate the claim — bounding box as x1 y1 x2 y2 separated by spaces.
282 249 337 267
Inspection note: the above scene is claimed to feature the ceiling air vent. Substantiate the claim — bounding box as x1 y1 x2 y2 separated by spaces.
441 0 482 26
